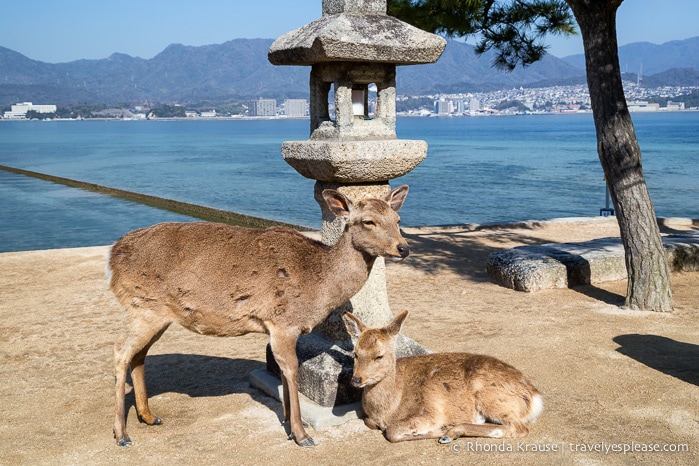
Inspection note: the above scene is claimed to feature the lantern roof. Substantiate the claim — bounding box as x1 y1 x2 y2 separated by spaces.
268 2 445 66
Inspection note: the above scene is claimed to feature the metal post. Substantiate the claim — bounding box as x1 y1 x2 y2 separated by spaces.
600 180 615 216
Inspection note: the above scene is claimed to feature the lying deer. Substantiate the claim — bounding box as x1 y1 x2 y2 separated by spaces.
342 311 543 443
108 185 409 447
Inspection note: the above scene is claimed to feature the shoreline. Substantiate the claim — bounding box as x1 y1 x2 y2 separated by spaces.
3 107 699 123
0 164 310 232
2 215 697 256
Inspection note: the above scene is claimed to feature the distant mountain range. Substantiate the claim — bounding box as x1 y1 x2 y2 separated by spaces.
1 36 697 107
562 36 699 75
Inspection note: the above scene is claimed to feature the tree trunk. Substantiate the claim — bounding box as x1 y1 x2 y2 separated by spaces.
566 0 672 311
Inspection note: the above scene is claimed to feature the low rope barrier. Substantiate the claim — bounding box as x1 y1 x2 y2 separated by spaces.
0 164 312 231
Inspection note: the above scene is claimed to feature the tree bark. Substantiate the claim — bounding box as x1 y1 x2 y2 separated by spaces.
566 0 672 311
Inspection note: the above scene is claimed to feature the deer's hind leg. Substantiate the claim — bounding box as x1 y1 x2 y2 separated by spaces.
384 416 506 443
113 308 171 447
438 422 509 443
384 415 447 443
130 324 170 426
473 386 536 439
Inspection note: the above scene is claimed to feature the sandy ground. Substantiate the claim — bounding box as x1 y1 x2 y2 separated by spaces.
0 218 697 465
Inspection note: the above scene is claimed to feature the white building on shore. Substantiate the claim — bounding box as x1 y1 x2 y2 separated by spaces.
3 102 57 119
627 101 660 112
283 99 307 117
249 98 277 117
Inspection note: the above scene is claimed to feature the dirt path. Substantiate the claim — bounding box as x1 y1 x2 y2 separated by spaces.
0 218 696 465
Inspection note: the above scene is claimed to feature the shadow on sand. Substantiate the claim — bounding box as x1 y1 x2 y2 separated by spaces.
613 334 699 386
123 354 285 426
401 224 553 282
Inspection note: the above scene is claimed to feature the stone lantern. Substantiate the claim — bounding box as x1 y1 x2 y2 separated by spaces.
252 0 445 426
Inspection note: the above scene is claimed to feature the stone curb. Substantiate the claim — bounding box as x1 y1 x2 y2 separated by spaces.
487 232 699 292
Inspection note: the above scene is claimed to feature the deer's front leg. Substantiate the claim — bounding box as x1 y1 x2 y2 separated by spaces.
270 331 315 447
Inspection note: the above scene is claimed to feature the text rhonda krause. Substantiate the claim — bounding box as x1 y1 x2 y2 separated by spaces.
451 441 690 454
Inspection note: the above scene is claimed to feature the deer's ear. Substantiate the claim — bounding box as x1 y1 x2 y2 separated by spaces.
385 185 409 212
385 310 408 336
322 189 352 218
342 312 366 340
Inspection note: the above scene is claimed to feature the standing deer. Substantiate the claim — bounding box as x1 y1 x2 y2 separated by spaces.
342 311 543 443
108 185 409 447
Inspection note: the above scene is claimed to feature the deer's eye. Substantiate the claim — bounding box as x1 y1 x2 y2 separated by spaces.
362 219 376 227
374 355 383 361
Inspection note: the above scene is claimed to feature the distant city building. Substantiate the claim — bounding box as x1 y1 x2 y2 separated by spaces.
627 101 660 112
249 98 277 117
434 99 452 115
469 98 480 113
200 109 217 118
3 102 57 119
666 101 685 111
283 99 307 117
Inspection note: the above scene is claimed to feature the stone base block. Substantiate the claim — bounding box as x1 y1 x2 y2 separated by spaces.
249 369 363 430
265 333 359 407
260 331 429 408
487 233 699 292
665 233 699 272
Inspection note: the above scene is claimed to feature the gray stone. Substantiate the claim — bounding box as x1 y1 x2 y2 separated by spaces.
486 249 570 292
268 5 446 66
282 140 427 182
665 233 699 272
323 0 386 15
487 233 699 292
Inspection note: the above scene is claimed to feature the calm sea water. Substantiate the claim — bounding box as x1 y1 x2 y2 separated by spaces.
1 112 697 252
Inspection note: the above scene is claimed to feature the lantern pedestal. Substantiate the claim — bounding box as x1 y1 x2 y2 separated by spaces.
282 140 427 183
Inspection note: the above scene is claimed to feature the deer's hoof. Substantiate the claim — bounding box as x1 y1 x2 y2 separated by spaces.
438 435 454 444
117 436 134 447
137 414 162 426
293 435 317 447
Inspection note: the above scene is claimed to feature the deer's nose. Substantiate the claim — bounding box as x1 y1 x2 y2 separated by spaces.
397 243 409 258
351 377 363 387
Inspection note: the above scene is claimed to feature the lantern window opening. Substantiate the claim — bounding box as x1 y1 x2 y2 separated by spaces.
308 62 399 140
328 84 336 121
352 84 371 120
367 83 377 119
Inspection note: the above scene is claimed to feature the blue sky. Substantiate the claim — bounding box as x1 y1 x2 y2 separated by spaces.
1 0 697 63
